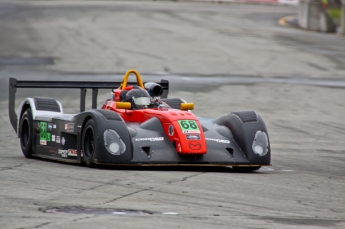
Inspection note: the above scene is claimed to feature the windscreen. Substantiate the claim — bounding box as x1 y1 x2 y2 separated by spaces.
133 97 150 106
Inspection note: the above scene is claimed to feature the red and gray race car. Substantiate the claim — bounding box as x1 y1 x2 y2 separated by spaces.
9 69 271 171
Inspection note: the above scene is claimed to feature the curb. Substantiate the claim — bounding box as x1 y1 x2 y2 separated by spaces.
279 15 345 37
278 15 299 28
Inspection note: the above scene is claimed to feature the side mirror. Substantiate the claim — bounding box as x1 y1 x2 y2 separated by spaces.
180 103 194 111
116 102 132 109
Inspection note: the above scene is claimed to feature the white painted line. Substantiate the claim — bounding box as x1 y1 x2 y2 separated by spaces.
162 212 179 215
260 167 275 171
112 212 127 215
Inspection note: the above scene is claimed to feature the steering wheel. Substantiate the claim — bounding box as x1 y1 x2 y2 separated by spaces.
119 69 145 89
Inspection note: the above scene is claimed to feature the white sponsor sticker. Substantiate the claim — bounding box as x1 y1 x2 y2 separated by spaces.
205 138 230 144
186 135 200 140
56 136 61 144
182 130 200 134
65 123 74 132
52 135 56 142
40 140 47 145
66 149 83 156
68 149 78 156
58 149 68 158
53 124 56 129
135 137 164 141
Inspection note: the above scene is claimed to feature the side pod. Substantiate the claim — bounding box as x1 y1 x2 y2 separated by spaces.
214 111 271 165
75 110 133 165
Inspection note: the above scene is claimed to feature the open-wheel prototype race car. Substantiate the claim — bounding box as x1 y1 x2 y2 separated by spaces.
9 69 271 171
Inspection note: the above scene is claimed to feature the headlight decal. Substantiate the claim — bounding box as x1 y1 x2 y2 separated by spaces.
252 130 268 156
104 129 126 155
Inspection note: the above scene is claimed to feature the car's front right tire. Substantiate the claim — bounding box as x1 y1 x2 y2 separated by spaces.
82 119 97 168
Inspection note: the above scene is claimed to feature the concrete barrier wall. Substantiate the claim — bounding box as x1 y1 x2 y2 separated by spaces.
298 0 337 32
341 0 345 34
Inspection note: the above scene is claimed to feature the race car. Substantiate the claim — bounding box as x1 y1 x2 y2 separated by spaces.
8 69 271 171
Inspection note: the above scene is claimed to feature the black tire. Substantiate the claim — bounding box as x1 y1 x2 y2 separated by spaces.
82 119 97 168
20 108 34 158
232 166 261 172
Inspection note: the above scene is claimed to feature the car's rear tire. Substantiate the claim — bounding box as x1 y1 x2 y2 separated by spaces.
20 108 34 158
82 119 97 168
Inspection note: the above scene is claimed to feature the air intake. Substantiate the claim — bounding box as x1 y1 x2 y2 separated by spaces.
232 111 257 123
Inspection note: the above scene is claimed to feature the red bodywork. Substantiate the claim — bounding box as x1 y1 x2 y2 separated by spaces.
102 87 207 155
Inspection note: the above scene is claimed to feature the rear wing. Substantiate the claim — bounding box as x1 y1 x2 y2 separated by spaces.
9 78 169 131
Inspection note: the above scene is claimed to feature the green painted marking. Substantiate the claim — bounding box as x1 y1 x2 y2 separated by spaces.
178 120 199 132
40 122 51 141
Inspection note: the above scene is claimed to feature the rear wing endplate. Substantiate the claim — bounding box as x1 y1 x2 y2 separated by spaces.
9 78 169 131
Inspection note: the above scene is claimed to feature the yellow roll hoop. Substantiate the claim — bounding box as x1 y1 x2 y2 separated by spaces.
119 69 145 89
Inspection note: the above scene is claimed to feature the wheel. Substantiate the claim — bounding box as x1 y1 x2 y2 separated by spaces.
232 166 261 172
82 119 97 168
20 108 34 158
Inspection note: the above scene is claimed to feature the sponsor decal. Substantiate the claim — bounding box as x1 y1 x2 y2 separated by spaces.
168 125 174 136
65 123 74 132
53 124 56 129
186 135 200 140
178 120 200 134
52 135 56 142
56 136 61 144
61 137 66 145
135 137 164 141
68 149 83 156
48 123 53 131
58 149 82 158
205 138 230 144
39 122 51 145
189 141 201 150
49 147 57 153
68 149 78 156
182 130 200 134
58 149 68 158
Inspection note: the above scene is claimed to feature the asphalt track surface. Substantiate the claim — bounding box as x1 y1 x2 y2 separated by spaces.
0 1 345 229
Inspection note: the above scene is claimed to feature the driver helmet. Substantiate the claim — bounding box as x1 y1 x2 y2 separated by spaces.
125 88 151 109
